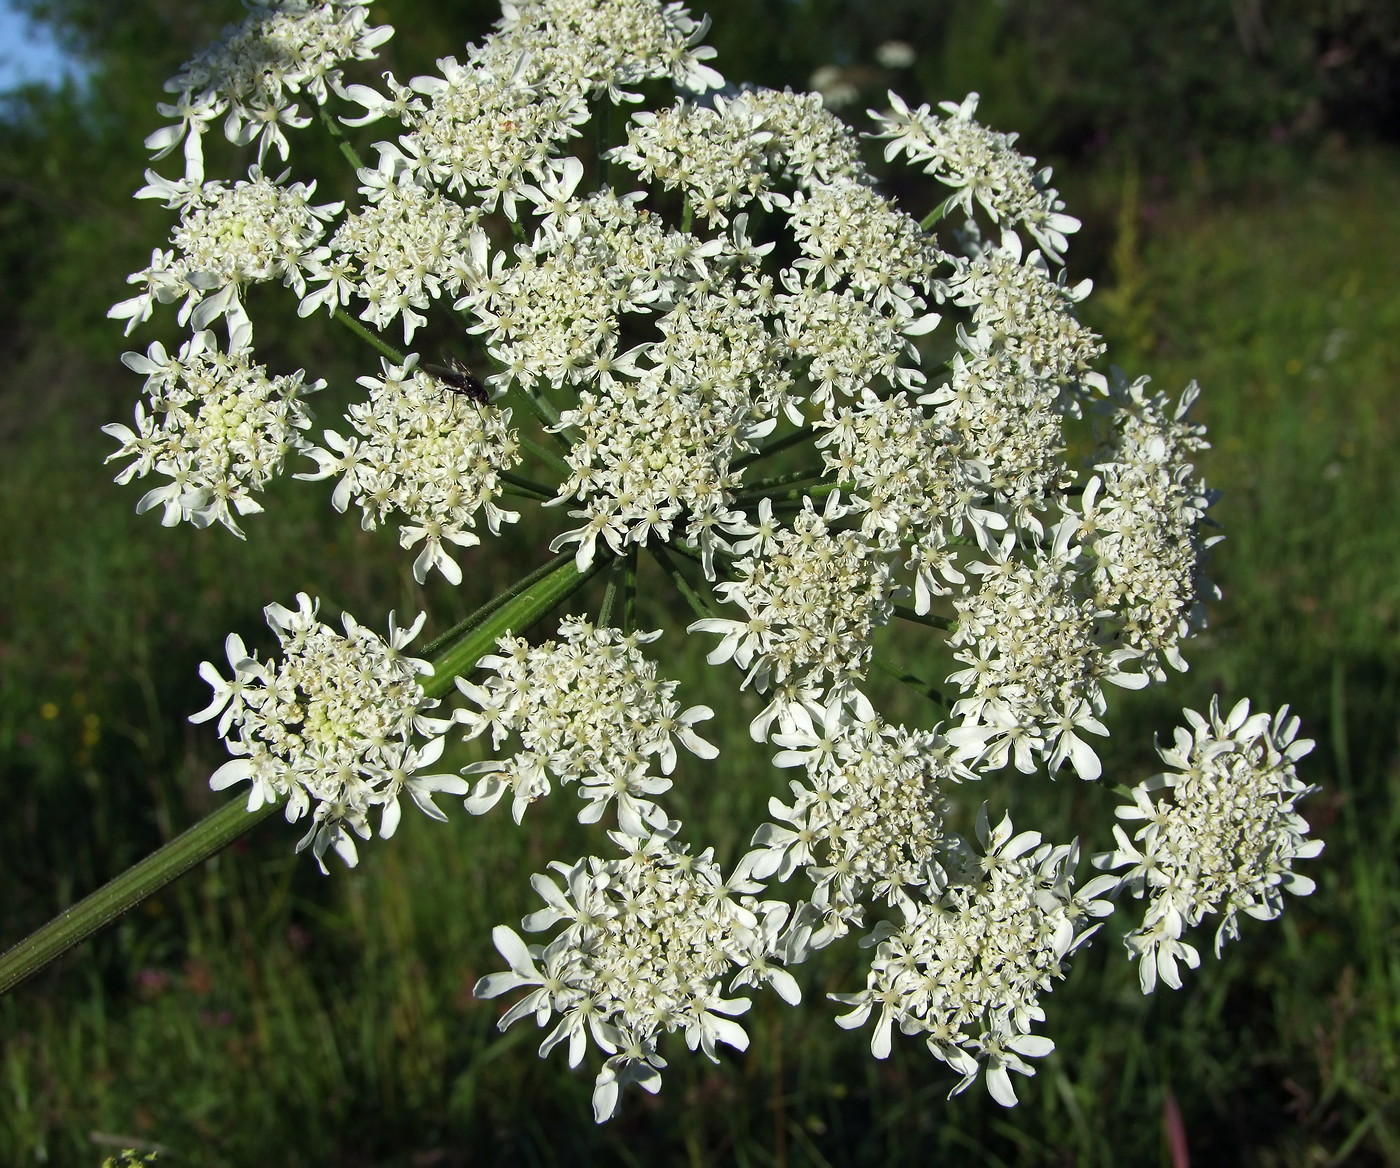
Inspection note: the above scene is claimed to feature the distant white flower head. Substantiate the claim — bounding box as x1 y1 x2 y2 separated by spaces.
868 90 1081 261
146 0 392 183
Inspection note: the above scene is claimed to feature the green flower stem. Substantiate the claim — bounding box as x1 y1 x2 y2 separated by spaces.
0 554 600 998
422 552 603 698
598 551 635 629
421 549 574 660
332 309 406 365
319 104 365 173
619 552 636 633
871 654 947 709
650 544 715 620
498 469 556 501
503 383 573 464
595 98 612 188
765 481 843 510
894 604 952 631
0 797 282 998
920 192 960 231
519 434 572 482
735 466 830 501
734 426 815 470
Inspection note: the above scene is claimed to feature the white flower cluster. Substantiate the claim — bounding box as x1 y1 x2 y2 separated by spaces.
1079 375 1220 676
921 229 1104 523
869 91 1080 262
1094 698 1322 993
110 0 1324 1126
831 808 1113 1106
299 168 481 341
809 388 1005 620
945 529 1148 783
147 0 392 183
475 826 798 1122
103 326 322 537
297 356 522 584
112 170 342 337
454 618 717 833
779 283 934 408
191 594 463 872
494 0 724 100
786 182 940 312
456 180 715 396
745 701 967 947
548 277 787 573
607 88 868 226
691 494 901 733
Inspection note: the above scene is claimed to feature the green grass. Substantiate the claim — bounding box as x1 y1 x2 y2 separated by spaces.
3 150 1400 1166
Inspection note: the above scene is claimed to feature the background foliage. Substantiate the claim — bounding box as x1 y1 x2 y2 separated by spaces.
1 1 1397 1164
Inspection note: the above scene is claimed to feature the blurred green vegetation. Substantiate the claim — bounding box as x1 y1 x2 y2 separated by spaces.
2 2 1398 1165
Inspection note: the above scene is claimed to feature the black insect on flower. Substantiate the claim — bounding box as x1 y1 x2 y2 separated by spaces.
424 354 489 405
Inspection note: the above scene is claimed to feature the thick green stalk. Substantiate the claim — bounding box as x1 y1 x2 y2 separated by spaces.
0 798 281 997
0 554 599 997
421 552 602 697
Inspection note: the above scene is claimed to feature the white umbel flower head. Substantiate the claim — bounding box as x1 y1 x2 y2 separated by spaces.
145 0 393 182
110 169 342 337
1093 697 1322 993
474 824 796 1123
191 595 463 873
296 354 521 584
830 806 1113 1106
105 327 322 538
455 618 716 833
868 90 1081 261
745 702 967 925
